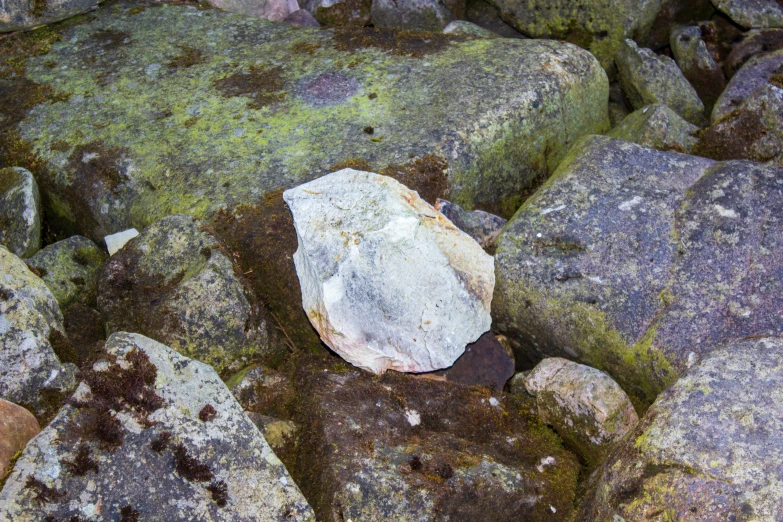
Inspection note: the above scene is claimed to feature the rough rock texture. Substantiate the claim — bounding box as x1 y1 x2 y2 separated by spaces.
371 0 464 30
228 365 296 420
434 331 515 390
0 246 75 421
0 167 40 259
670 24 727 113
289 355 582 521
486 0 713 76
607 104 699 153
464 0 524 38
0 0 101 33
25 236 107 309
284 170 494 374
0 332 314 521
208 0 300 21
580 338 783 521
443 20 499 38
724 28 783 78
493 135 783 408
521 357 638 467
0 399 39 480
97 215 277 376
616 39 707 126
711 0 783 29
434 198 506 250
300 0 371 25
712 48 783 121
284 8 321 26
0 0 608 352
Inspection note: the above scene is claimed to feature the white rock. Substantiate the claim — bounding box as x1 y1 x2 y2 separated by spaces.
283 169 494 374
104 228 139 256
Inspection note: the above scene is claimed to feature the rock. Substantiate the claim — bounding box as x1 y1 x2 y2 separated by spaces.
97 215 278 376
0 332 314 521
0 0 101 33
640 0 717 50
616 39 707 126
247 413 298 456
0 246 75 421
300 0 371 25
25 236 107 309
0 167 40 259
289 355 582 521
284 170 494 374
1 0 608 352
434 198 506 250
104 228 139 256
464 0 524 38
61 303 106 367
284 8 321 26
435 331 515 390
0 399 39 480
693 81 783 165
712 48 783 121
207 0 299 21
371 0 464 31
493 135 783 408
710 0 783 29
506 370 530 395
670 24 727 113
724 28 783 78
520 357 638 467
607 104 700 153
580 338 783 520
228 365 296 420
443 20 499 38
607 83 631 127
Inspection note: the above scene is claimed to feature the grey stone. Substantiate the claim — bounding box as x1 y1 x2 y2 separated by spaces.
207 0 299 21
97 215 279 376
580 338 783 521
607 82 631 128
724 28 783 78
443 20 499 38
711 0 783 29
284 8 321 25
464 0 524 38
713 48 783 121
26 236 107 309
0 246 75 421
493 135 783 408
607 104 700 153
0 167 39 259
300 0 371 25
434 198 506 250
0 0 100 33
0 332 314 521
616 39 707 126
371 0 463 30
670 24 727 113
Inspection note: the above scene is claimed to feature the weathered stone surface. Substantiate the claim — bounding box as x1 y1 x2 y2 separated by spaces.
607 82 631 128
290 354 581 521
61 302 106 368
464 0 524 38
711 0 783 29
434 198 506 250
0 399 39 480
724 28 783 78
228 365 296 420
371 0 464 30
0 246 75 421
248 413 299 455
671 24 727 113
580 338 783 521
208 0 300 21
494 135 783 407
97 215 277 376
607 104 700 153
0 167 39 259
521 357 638 467
0 0 100 33
0 332 314 521
25 236 107 309
284 8 321 26
443 19 499 38
435 331 515 390
616 39 707 126
713 48 783 121
300 0 371 25
284 170 494 373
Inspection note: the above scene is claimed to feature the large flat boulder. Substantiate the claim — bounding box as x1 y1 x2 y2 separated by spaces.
494 135 783 407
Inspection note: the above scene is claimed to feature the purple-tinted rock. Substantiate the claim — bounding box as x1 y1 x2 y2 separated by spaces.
284 8 321 26
712 47 783 121
435 331 515 391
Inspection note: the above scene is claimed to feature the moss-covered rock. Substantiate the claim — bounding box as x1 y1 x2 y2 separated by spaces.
607 104 700 153
493 135 783 409
442 19 500 38
300 0 371 26
670 24 727 113
371 0 464 31
724 28 783 78
0 167 40 259
711 0 783 29
579 338 783 521
713 48 783 121
97 215 280 376
0 0 102 33
25 235 106 309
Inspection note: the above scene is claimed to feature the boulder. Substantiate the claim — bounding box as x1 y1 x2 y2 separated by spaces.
493 135 783 407
670 24 727 113
0 332 314 521
0 0 101 33
442 20 499 38
289 355 582 521
228 365 296 420
710 0 783 29
464 0 524 38
207 0 300 21
434 331 515 390
0 399 39 480
284 8 321 26
0 167 40 259
300 0 371 25
0 246 75 421
434 198 506 250
520 357 638 467
371 0 464 31
25 236 107 309
616 39 707 126
712 48 783 121
607 104 700 153
284 170 494 374
723 28 783 78
580 338 783 521
0 0 608 352
97 215 278 376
